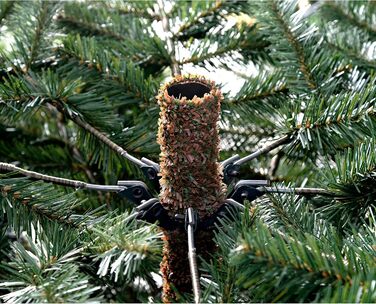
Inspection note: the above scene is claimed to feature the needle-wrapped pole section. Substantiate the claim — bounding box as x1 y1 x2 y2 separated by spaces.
157 75 226 302
157 75 226 217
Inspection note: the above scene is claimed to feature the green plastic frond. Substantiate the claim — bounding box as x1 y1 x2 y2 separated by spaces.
0 0 14 27
0 221 102 303
89 213 163 283
286 74 376 153
0 176 105 233
173 0 249 41
61 35 159 104
231 221 375 302
6 1 60 70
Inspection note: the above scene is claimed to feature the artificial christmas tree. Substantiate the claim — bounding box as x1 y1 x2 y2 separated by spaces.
0 0 375 303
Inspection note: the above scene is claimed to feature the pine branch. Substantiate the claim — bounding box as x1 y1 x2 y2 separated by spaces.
157 0 181 75
0 124 99 183
173 0 249 41
221 71 289 138
57 2 168 73
317 139 376 227
112 106 160 156
65 114 145 168
317 2 376 70
56 1 147 42
179 25 269 67
89 213 162 283
230 86 288 105
0 177 98 229
286 75 376 153
231 221 375 302
255 192 324 235
7 1 59 71
204 209 376 302
174 1 224 37
60 35 158 104
332 139 376 188
103 0 160 21
323 1 376 38
178 37 266 64
200 203 256 303
0 1 14 26
267 0 317 90
220 106 282 142
1 67 148 168
116 7 159 21
57 15 125 41
0 222 102 303
325 34 376 69
254 0 343 95
228 70 288 104
319 272 376 303
27 2 50 70
180 47 234 65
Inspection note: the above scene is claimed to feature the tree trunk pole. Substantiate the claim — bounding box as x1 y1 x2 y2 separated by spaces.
157 75 226 302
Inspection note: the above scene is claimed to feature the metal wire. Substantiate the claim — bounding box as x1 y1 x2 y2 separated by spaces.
136 198 159 212
259 186 333 196
234 135 290 166
225 198 246 210
0 162 123 192
141 157 160 172
186 207 201 304
220 154 240 168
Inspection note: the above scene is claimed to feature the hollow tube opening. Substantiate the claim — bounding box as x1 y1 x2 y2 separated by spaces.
167 82 211 100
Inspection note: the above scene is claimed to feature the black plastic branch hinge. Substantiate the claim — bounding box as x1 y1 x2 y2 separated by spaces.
223 163 241 184
228 180 270 204
136 200 180 230
136 198 246 231
118 179 269 229
222 155 241 184
117 181 153 205
140 164 160 190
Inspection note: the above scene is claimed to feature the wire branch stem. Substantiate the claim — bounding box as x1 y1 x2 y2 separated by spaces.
157 0 181 76
260 186 333 196
71 115 146 168
0 162 123 192
234 135 291 166
186 208 201 304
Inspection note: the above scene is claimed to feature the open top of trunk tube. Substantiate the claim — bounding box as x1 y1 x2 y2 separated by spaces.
167 82 211 100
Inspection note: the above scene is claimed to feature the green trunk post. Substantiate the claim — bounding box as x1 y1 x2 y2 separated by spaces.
157 75 226 302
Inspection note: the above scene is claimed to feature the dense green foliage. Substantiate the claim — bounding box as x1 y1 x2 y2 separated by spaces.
0 0 375 302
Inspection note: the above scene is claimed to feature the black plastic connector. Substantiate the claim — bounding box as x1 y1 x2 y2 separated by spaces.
140 165 160 190
228 180 269 204
117 181 153 205
223 163 240 184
